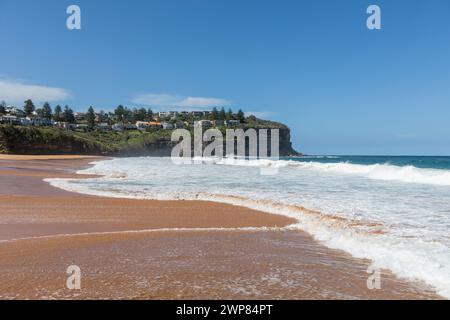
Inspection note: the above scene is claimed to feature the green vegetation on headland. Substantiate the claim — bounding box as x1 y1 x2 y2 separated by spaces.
0 125 177 155
0 100 299 156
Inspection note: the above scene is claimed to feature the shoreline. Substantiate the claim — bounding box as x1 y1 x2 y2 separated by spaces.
0 154 442 299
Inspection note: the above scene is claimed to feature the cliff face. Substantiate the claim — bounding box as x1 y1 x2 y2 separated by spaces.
278 127 296 156
0 124 298 157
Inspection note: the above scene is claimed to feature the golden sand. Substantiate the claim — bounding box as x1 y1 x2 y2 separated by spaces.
0 154 100 161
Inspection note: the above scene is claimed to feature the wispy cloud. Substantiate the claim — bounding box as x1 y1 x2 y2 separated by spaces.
131 93 231 111
0 79 72 104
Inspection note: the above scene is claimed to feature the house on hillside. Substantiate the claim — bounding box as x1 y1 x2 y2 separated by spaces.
162 122 174 129
55 122 76 130
194 120 212 129
31 117 54 126
74 112 86 122
212 120 224 127
124 123 137 130
95 123 111 132
0 115 21 125
5 106 25 117
225 120 240 127
174 121 185 129
191 111 204 117
75 124 89 132
136 121 162 130
20 118 32 126
112 123 124 132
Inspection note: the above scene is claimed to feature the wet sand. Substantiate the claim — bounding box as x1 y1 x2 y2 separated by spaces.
0 155 442 299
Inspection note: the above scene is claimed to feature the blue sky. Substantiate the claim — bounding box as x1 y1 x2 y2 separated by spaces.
1 0 450 155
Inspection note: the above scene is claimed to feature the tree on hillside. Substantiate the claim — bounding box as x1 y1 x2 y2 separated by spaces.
247 115 257 122
147 108 153 120
122 107 132 123
0 101 6 115
87 106 96 130
114 105 126 121
35 108 44 117
210 107 219 120
42 102 52 120
133 108 147 122
226 108 233 121
23 99 35 116
63 105 75 123
219 107 226 120
53 105 62 122
236 109 245 122
99 110 111 124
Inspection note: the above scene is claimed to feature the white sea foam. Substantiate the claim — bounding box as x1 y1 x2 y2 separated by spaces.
286 161 450 186
45 157 450 298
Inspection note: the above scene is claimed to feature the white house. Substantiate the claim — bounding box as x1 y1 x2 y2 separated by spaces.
6 106 25 117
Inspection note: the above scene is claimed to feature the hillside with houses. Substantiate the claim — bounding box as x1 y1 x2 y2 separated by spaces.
0 100 297 156
0 100 247 131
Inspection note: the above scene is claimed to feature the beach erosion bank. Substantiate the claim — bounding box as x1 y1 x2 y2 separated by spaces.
0 155 441 299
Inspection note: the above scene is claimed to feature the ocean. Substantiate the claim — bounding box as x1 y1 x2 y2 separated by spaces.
46 155 450 298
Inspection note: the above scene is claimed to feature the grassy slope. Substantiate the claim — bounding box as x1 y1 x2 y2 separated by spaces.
0 125 173 155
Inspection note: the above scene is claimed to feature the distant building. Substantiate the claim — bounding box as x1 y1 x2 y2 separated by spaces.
162 122 174 129
225 120 240 127
20 118 32 126
112 123 124 131
5 106 25 117
136 121 162 130
95 113 110 123
31 117 53 126
191 111 204 117
124 123 137 130
95 123 111 132
212 120 224 127
75 124 89 132
136 121 148 130
195 120 212 129
74 112 86 121
174 121 185 129
55 122 75 130
0 115 21 125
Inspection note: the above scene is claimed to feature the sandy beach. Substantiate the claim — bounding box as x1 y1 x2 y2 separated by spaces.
0 155 441 299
